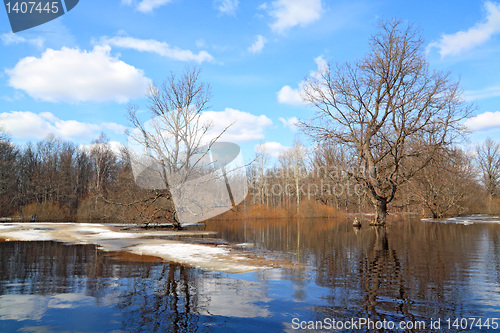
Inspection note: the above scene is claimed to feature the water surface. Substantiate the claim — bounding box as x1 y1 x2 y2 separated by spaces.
1 218 499 332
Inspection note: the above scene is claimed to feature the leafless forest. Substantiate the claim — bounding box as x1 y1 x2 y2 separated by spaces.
0 130 498 224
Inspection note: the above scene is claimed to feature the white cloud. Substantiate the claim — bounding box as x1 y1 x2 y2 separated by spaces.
277 56 326 105
214 0 239 16
201 108 273 142
122 0 173 13
0 91 24 102
429 1 500 57
0 295 47 321
102 122 127 134
0 111 127 140
99 36 214 63
196 39 207 48
55 120 100 138
464 86 500 101
79 141 125 156
277 85 305 105
6 46 151 103
311 55 327 73
464 111 500 131
138 0 173 12
1 33 44 48
279 116 299 130
248 35 267 54
267 0 323 33
254 141 290 157
257 3 268 10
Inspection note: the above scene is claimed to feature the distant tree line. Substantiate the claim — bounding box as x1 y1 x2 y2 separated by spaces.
246 138 499 220
0 132 140 222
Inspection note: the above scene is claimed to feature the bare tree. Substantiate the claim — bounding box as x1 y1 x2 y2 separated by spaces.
476 138 500 213
127 67 229 229
0 131 18 216
90 133 117 200
301 20 471 225
411 147 476 218
309 140 361 211
279 139 307 213
253 143 270 206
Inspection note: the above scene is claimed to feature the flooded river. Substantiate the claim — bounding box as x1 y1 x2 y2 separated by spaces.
1 217 500 332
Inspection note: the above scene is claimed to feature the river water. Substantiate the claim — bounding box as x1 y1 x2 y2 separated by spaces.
1 217 499 332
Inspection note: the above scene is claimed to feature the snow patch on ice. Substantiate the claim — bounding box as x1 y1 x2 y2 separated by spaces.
128 242 264 273
0 223 269 273
421 215 500 224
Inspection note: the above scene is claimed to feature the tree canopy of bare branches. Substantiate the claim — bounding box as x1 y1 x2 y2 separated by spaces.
301 20 472 225
127 67 233 229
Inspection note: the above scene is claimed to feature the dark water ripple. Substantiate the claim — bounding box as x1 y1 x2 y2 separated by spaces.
0 218 499 332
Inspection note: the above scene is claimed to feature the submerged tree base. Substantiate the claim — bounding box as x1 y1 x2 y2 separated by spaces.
141 223 184 230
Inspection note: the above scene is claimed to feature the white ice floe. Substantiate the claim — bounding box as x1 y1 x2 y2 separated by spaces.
0 223 269 273
421 215 500 224
72 225 137 239
0 229 55 241
128 242 262 273
131 243 228 261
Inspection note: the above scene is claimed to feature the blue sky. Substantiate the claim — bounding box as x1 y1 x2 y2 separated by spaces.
1 0 500 161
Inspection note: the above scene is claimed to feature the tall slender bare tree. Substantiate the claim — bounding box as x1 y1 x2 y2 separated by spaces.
0 131 18 216
476 138 500 213
279 139 307 213
90 133 117 210
301 20 472 225
127 67 229 229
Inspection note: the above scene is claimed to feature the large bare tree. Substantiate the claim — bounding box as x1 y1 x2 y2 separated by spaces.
301 20 471 225
127 67 231 229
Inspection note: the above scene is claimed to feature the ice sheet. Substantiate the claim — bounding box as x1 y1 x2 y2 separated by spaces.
0 223 269 273
421 215 500 224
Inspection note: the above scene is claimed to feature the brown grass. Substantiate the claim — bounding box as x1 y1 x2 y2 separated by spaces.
211 200 343 221
490 198 500 215
297 200 343 218
18 202 71 222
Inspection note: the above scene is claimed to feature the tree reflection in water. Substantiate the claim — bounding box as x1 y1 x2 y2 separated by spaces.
0 241 206 332
208 217 500 325
359 226 410 321
1 218 500 332
116 264 203 333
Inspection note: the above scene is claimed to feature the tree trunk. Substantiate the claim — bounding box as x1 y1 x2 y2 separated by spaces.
488 193 493 214
295 175 300 215
172 211 183 230
371 199 387 226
